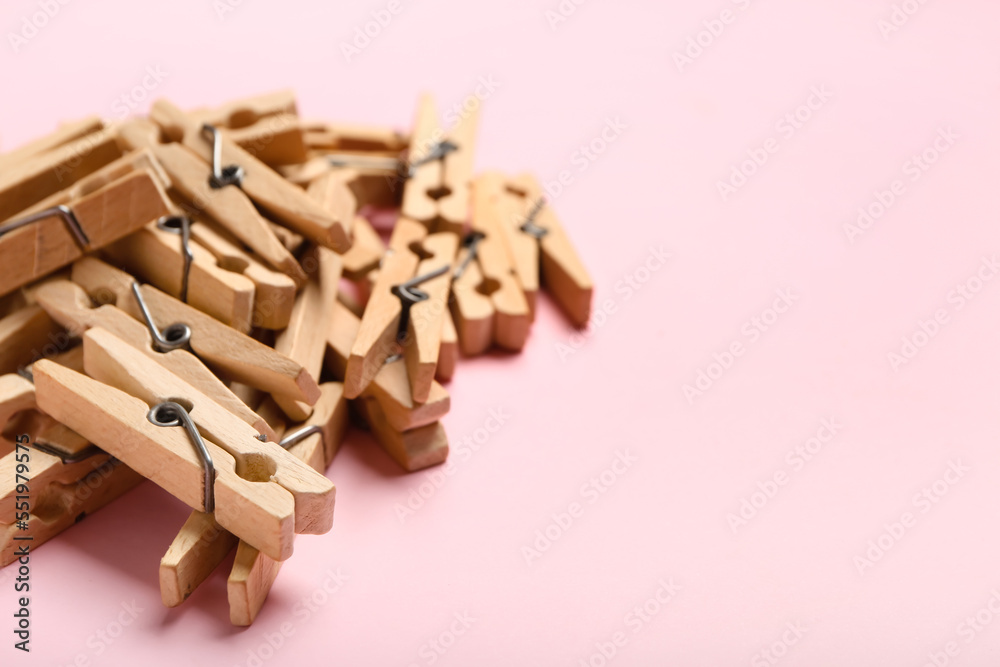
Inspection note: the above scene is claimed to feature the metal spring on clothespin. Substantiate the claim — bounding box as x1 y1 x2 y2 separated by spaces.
147 401 216 512
390 264 451 344
131 282 192 352
201 124 245 189
155 215 194 303
0 205 91 248
519 198 548 239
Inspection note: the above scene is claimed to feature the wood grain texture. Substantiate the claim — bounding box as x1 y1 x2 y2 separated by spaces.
0 116 104 171
273 247 342 420
188 220 297 330
0 170 171 297
152 100 351 252
33 280 273 438
33 360 297 560
82 328 335 535
228 382 348 626
118 119 306 284
71 257 321 405
0 305 61 375
159 511 238 607
326 300 449 431
103 224 256 332
355 397 449 471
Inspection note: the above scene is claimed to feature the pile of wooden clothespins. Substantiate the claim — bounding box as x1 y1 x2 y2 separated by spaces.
0 91 592 625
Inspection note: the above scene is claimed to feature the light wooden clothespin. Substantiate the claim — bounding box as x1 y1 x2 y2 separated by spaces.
33 279 276 438
150 99 352 253
0 303 61 376
0 160 172 297
158 383 347 624
0 126 122 221
493 173 593 327
0 116 104 171
117 118 308 284
188 90 308 167
184 220 297 330
400 95 478 234
103 214 257 332
0 359 143 567
326 300 449 471
343 218 458 403
228 383 348 625
34 326 335 561
70 257 320 407
272 246 341 421
451 172 532 355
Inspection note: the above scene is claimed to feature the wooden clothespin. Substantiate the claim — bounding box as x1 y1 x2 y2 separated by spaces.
184 220 297 330
0 303 61 376
0 126 122 221
400 94 478 234
117 118 308 284
451 172 532 355
343 218 458 403
228 383 348 625
158 383 347 623
102 214 257 333
34 327 336 560
272 246 341 421
326 300 449 471
33 279 276 438
150 99 352 252
0 360 143 567
0 157 172 297
187 90 308 167
71 257 320 407
76 328 338 551
0 116 104 171
493 173 593 327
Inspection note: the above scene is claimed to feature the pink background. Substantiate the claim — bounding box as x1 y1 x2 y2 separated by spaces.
3 0 1000 665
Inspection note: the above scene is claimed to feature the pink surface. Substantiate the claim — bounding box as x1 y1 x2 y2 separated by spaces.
2 0 1000 665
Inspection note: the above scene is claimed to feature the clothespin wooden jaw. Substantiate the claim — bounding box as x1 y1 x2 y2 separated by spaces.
400 94 479 235
150 99 353 253
343 218 458 403
0 148 173 297
70 257 321 406
117 117 309 285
